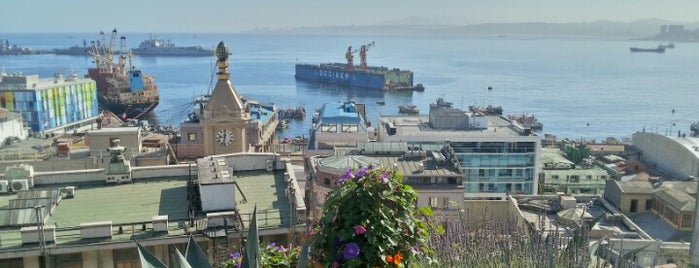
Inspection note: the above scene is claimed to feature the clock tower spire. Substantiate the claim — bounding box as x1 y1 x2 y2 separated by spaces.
201 41 251 155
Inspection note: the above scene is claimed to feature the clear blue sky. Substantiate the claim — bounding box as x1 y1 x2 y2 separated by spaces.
1 0 696 33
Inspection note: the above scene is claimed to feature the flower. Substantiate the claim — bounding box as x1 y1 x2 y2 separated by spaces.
393 252 404 265
309 228 317 236
332 262 340 268
355 166 369 178
380 172 390 184
354 225 367 235
339 167 355 183
342 242 360 260
386 255 394 263
229 252 241 259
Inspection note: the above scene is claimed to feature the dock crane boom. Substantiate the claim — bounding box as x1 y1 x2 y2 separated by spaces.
345 46 358 71
359 41 375 69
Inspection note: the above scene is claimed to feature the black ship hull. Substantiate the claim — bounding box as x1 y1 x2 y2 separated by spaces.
98 95 158 119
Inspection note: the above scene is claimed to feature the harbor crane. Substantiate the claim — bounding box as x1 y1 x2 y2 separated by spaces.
345 41 376 71
345 46 358 71
359 41 375 69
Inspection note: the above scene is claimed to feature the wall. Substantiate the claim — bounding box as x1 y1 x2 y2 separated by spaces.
632 132 699 179
0 117 26 142
201 184 236 212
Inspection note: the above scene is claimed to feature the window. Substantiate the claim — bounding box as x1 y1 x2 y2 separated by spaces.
324 178 331 186
429 197 449 208
552 175 559 180
479 183 485 192
587 175 593 180
645 199 653 210
188 133 196 141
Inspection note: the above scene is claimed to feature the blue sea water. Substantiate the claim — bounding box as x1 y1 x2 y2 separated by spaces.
1 33 698 141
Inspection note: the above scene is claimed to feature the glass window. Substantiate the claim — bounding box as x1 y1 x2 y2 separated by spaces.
188 133 196 141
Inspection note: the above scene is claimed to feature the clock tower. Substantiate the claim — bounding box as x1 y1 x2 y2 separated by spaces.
201 42 250 155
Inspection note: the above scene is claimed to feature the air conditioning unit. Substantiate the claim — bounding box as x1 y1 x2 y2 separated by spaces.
0 180 8 193
11 179 30 192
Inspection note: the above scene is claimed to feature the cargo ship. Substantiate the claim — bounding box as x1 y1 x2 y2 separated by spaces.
53 40 90 56
131 34 213 57
295 42 424 91
629 46 665 53
87 29 159 119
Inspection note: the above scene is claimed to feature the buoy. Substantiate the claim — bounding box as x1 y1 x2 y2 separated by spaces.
487 86 493 90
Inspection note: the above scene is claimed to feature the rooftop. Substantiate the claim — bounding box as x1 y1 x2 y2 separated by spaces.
0 73 93 91
0 168 294 255
379 115 538 142
320 101 364 124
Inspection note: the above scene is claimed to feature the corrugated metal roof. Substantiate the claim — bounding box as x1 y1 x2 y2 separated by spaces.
317 155 383 171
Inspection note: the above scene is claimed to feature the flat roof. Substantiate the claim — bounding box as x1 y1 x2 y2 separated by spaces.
540 148 575 166
87 127 140 134
0 169 292 254
379 115 538 142
316 154 461 178
616 181 655 194
320 102 362 124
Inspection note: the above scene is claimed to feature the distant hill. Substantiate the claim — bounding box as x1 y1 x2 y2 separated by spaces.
251 18 699 40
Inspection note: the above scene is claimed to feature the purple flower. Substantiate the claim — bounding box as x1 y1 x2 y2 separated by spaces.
342 242 360 260
229 252 241 259
339 167 355 183
380 172 390 184
354 225 367 235
332 262 340 268
355 166 368 178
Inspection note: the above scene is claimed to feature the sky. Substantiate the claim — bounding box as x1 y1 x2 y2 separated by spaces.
1 0 697 33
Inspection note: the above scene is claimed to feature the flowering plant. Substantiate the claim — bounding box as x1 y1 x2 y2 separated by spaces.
222 243 301 268
310 167 434 267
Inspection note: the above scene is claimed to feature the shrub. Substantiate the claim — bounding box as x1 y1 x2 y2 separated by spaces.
309 167 434 267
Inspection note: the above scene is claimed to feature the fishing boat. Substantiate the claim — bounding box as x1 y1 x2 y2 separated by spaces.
87 29 159 119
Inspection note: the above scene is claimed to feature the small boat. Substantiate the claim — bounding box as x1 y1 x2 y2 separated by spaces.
629 46 665 53
376 100 385 105
276 119 289 130
398 105 419 115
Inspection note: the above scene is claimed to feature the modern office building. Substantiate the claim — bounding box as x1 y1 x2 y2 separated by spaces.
0 72 99 135
376 98 541 199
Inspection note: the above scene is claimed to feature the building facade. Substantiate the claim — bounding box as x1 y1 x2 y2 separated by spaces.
0 72 99 135
376 98 540 200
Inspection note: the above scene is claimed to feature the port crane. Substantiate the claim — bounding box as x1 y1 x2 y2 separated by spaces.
359 41 375 69
345 41 375 71
345 46 357 71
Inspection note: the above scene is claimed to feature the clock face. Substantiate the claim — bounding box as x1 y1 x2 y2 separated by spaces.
216 129 233 146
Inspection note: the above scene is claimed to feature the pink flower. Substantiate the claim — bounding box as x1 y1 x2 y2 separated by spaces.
332 261 340 268
309 228 317 236
353 225 367 235
380 172 390 184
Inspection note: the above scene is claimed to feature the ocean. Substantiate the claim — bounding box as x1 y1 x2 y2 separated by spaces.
1 33 697 141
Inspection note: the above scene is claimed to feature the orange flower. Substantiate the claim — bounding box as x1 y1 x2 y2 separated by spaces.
393 252 403 265
385 255 394 263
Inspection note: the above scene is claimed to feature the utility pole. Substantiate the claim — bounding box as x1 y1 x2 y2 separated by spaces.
35 205 47 268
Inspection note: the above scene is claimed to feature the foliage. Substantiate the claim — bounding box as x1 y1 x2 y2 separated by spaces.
309 167 434 267
221 243 301 268
419 209 591 267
